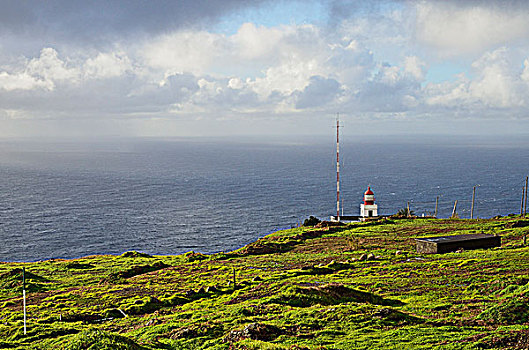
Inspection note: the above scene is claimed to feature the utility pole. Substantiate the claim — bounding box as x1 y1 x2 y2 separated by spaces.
434 196 439 218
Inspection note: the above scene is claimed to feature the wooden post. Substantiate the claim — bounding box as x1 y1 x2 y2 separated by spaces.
451 200 458 218
434 196 438 218
23 267 26 335
523 176 529 217
471 186 476 219
522 185 525 216
232 268 236 290
407 202 410 218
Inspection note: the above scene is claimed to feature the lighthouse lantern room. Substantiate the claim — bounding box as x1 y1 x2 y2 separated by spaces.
360 186 378 219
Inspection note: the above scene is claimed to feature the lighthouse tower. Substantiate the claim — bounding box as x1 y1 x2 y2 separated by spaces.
360 186 378 219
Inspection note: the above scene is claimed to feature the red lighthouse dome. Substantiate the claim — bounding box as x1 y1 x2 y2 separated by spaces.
364 186 375 205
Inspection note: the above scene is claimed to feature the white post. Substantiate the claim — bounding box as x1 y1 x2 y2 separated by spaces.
23 267 26 335
23 289 26 335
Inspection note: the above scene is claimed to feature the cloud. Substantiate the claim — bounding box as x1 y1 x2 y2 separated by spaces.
415 1 529 57
403 56 426 81
84 52 133 79
426 47 528 109
295 75 342 109
2 1 529 137
230 22 288 60
0 0 275 46
0 48 77 91
0 71 50 91
26 48 80 85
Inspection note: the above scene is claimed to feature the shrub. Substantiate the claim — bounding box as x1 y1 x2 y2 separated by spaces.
303 216 321 227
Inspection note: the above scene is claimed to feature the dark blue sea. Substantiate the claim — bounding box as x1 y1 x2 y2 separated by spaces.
1 136 528 262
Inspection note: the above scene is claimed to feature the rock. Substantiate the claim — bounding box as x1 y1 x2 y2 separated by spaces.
359 254 368 261
196 286 206 295
252 276 263 282
367 253 375 261
395 250 403 256
224 322 282 343
171 327 197 339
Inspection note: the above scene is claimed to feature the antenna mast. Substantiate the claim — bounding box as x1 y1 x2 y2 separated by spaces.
336 113 340 221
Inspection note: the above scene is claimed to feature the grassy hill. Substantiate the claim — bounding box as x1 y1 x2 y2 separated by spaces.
1 216 529 349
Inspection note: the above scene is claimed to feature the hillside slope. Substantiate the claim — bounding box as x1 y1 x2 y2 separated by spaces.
1 217 529 349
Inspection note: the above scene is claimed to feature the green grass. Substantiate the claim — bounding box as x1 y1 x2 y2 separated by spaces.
1 216 529 349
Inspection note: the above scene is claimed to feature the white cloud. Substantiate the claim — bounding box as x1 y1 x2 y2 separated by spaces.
248 59 323 98
522 59 529 83
230 22 288 60
378 64 401 86
0 48 78 91
26 48 80 85
228 77 244 89
403 56 426 81
469 48 526 108
84 52 133 79
140 31 224 75
0 71 51 91
426 48 529 109
415 2 529 57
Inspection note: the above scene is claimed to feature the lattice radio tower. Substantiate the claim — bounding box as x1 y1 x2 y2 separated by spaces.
336 113 341 221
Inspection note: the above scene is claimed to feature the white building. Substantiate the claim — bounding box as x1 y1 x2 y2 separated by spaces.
360 186 378 219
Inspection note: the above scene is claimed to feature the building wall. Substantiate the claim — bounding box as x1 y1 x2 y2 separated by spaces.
360 204 378 217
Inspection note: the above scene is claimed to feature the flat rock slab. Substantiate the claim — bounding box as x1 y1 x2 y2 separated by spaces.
415 234 501 254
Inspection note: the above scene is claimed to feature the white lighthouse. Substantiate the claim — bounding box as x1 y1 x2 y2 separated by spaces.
360 186 378 219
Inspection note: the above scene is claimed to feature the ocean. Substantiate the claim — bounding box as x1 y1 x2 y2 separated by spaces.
1 136 528 262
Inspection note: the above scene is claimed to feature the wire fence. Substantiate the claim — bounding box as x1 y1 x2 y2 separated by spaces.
376 178 529 219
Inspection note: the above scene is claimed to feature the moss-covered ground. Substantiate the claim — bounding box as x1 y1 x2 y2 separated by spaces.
1 216 529 349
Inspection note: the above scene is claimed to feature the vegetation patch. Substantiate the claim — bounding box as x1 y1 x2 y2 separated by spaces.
269 283 402 307
237 239 298 256
63 329 149 350
478 283 529 324
0 268 49 292
121 296 164 315
121 251 153 258
224 322 283 343
62 262 95 270
103 261 169 281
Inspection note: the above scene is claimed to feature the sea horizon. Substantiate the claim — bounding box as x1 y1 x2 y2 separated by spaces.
1 135 529 262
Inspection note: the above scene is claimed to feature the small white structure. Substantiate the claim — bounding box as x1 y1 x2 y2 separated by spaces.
360 186 378 219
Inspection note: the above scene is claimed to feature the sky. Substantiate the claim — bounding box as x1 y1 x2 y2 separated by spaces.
1 0 529 139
